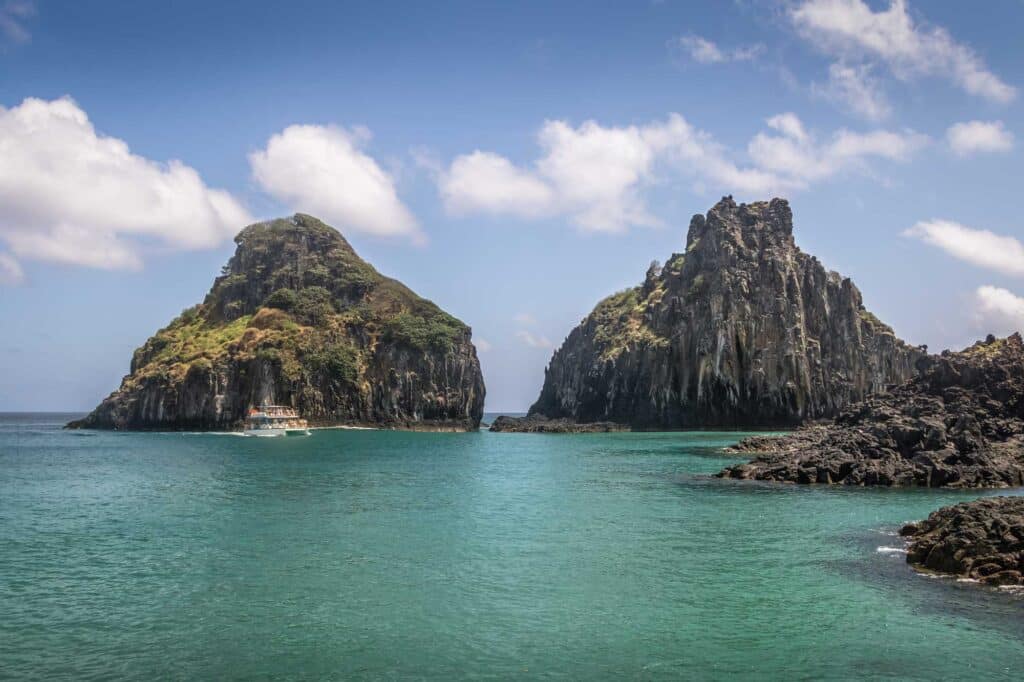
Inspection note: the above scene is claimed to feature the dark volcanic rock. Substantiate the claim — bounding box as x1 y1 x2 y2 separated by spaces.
719 334 1024 487
489 415 628 433
68 215 485 431
526 196 924 429
901 496 1024 586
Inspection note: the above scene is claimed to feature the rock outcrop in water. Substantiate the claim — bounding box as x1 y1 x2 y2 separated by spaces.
489 415 628 433
900 496 1024 586
68 215 485 431
719 334 1024 487
496 197 923 432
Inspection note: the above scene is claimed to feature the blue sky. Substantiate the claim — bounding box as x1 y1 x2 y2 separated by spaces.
1 0 1022 411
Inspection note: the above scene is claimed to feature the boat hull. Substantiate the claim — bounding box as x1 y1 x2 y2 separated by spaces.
243 427 311 437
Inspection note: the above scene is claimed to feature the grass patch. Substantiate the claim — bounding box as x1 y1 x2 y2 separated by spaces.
588 287 668 361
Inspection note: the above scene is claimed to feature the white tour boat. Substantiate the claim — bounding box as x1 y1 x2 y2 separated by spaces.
243 405 310 437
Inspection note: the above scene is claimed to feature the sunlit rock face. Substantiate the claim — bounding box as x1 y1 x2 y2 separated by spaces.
527 197 924 429
69 214 485 431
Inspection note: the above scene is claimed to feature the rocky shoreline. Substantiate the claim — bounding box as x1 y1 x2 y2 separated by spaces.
489 415 629 433
900 496 1024 587
717 334 1024 488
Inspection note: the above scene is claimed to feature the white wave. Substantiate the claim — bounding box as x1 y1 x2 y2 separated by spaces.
152 430 247 437
876 546 908 554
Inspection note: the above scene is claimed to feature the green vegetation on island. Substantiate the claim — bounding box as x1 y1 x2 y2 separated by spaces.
70 214 485 431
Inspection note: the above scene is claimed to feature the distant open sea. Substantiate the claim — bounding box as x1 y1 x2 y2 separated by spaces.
1 412 1022 680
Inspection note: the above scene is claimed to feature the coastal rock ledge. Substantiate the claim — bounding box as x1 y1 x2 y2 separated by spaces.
68 214 485 431
489 415 628 433
719 334 1024 487
901 496 1024 587
494 196 924 433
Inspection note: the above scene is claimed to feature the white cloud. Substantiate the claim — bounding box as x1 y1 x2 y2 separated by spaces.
513 313 538 325
791 0 1016 103
440 117 672 232
811 62 892 120
475 338 492 352
748 113 927 187
625 114 792 200
669 35 763 65
945 120 1014 157
250 124 420 241
0 97 251 272
439 151 555 218
904 220 1024 277
515 330 552 348
535 119 664 231
974 286 1024 336
0 251 23 284
765 113 809 142
437 112 926 229
0 0 34 45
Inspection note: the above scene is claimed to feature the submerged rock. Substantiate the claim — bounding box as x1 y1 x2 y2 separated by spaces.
719 334 1024 487
68 215 485 431
519 197 923 431
489 415 628 433
901 496 1024 586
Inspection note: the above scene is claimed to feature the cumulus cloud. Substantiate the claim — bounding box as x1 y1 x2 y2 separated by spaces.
437 112 924 231
811 62 892 120
945 120 1014 157
0 251 23 284
0 0 34 45
439 151 555 218
250 124 420 241
474 338 493 353
747 112 927 187
791 0 1016 103
515 330 552 349
974 286 1024 336
0 97 251 274
669 35 763 65
439 117 668 231
904 220 1024 277
765 113 808 142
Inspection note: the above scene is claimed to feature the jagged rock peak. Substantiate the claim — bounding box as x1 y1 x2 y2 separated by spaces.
515 197 924 430
685 196 794 251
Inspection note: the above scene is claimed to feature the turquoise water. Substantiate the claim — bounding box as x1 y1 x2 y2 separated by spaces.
1 413 1022 680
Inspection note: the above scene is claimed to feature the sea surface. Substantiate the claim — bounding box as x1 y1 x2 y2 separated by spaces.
1 412 1022 680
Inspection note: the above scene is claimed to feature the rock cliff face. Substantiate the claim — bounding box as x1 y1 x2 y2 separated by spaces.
719 334 1024 487
69 215 485 431
521 197 923 429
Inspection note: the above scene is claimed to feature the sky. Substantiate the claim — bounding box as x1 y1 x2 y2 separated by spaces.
1 0 1022 412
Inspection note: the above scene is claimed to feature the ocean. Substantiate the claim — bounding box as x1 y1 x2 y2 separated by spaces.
1 412 1022 680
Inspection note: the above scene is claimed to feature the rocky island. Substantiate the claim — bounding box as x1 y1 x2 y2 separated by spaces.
900 496 1024 587
68 215 485 431
494 197 924 432
719 334 1024 487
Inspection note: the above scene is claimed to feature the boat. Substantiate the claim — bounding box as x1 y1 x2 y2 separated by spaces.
243 405 310 437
